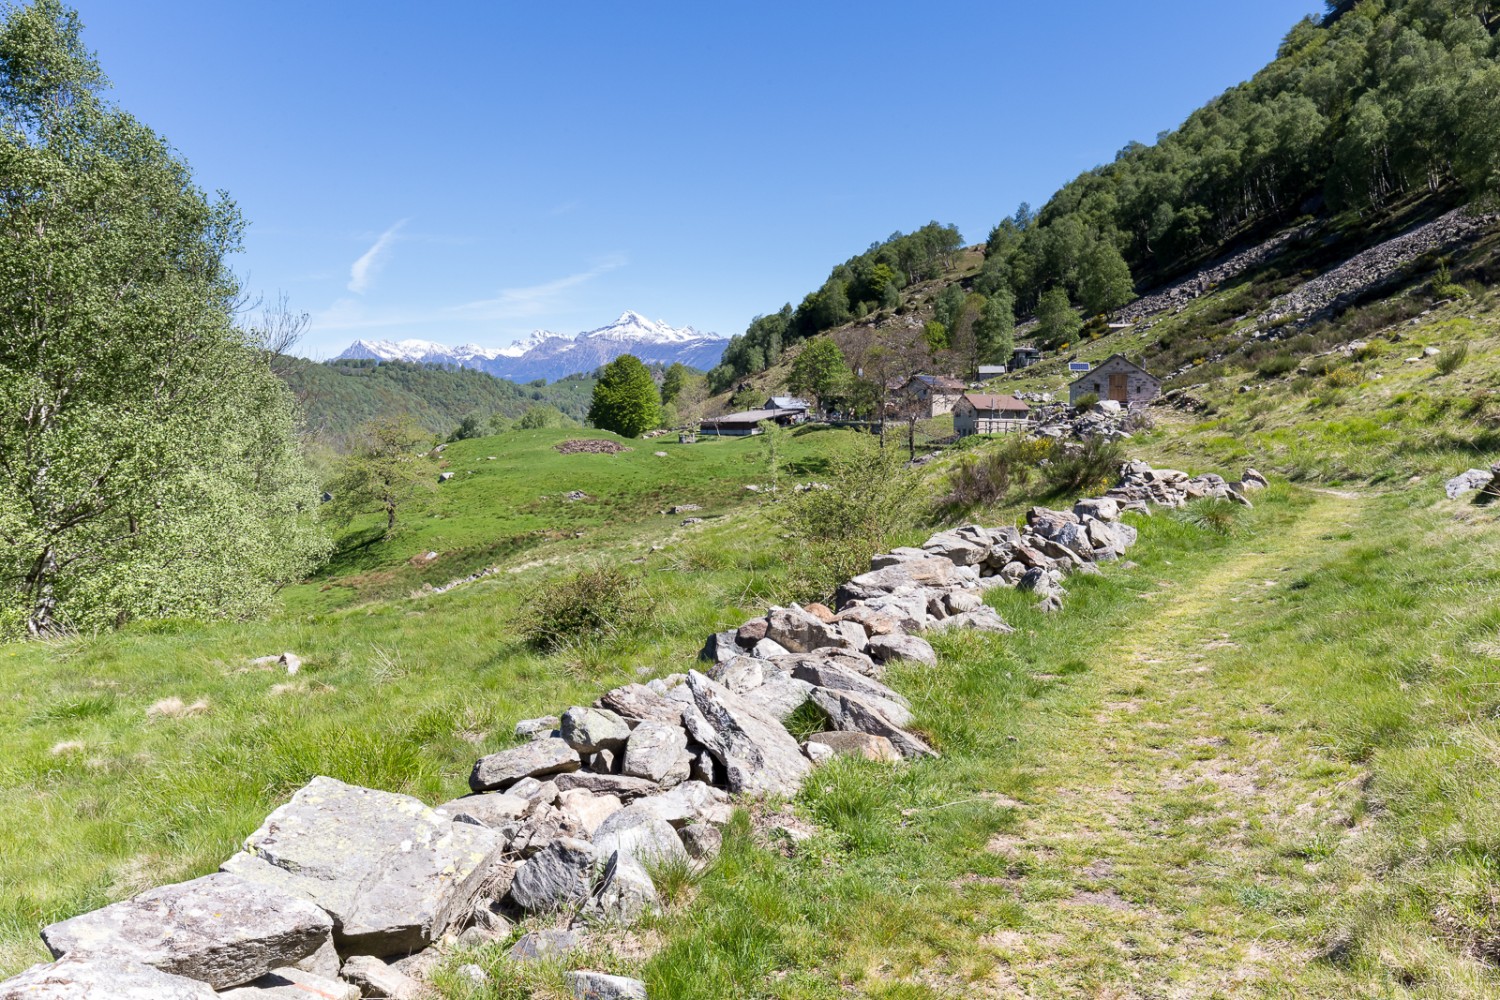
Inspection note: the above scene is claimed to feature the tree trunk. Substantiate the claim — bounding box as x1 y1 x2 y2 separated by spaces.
25 545 59 636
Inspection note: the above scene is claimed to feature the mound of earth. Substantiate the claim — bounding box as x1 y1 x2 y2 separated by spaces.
554 439 633 455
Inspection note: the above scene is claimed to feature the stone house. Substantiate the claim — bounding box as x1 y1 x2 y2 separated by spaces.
898 375 966 417
954 393 1030 436
1068 354 1161 406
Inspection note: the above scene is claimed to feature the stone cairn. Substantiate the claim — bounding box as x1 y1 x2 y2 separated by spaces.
0 462 1260 1000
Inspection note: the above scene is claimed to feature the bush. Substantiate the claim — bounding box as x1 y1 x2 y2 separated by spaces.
1072 392 1099 412
1435 343 1469 376
1172 497 1249 537
1040 436 1126 498
940 437 1048 512
773 441 929 602
518 564 656 651
1326 366 1361 388
1255 352 1298 378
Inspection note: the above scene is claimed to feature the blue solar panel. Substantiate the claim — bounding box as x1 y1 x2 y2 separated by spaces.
1068 362 1092 372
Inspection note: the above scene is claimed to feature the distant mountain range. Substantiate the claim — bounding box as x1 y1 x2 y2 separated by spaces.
336 311 728 382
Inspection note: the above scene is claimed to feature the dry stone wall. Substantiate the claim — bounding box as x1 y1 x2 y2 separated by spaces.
0 461 1265 999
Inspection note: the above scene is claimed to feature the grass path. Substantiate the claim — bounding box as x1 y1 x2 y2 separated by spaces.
989 493 1371 997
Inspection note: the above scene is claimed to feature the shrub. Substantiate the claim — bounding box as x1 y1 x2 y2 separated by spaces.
518 564 656 651
1173 497 1250 537
1072 392 1099 412
1255 352 1298 378
1436 343 1469 376
940 437 1048 512
1431 263 1470 301
1041 436 1126 498
1326 366 1361 388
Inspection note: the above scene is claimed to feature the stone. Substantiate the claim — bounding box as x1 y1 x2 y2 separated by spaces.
515 716 560 739
699 630 741 664
735 618 769 644
1074 497 1121 522
509 838 597 912
838 557 957 606
469 738 581 792
592 805 689 867
944 590 984 614
869 546 932 569
508 803 586 856
687 671 811 797
788 660 910 714
834 604 901 637
588 852 658 923
293 937 341 980
804 731 901 763
221 777 499 957
564 970 648 1000
0 955 219 999
218 967 359 1000
803 740 836 765
742 671 814 722
591 748 620 774
561 707 632 754
552 772 661 799
765 605 854 653
929 607 1014 634
809 689 936 760
556 789 624 836
435 792 528 827
634 781 732 827
804 602 837 622
689 745 721 785
752 637 791 659
680 823 723 860
508 928 585 962
508 777 560 807
1241 468 1269 491
457 964 488 987
338 956 425 1000
707 655 766 694
621 721 691 784
866 633 937 668
921 531 989 566
41 872 332 991
1446 468 1495 499
438 472 454 482
597 684 684 726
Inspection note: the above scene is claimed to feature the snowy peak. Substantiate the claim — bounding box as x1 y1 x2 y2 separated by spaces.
334 311 727 382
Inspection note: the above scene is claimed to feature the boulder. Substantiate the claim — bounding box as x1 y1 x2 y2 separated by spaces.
508 928 584 962
338 956 424 1000
680 823 722 860
707 655 767 694
597 684 683 727
592 805 689 867
621 721 691 785
805 731 901 762
587 852 658 923
752 637 791 659
766 605 855 653
922 531 989 566
1241 468 1269 491
0 955 219 1000
834 604 901 637
839 557 957 606
552 772 661 800
515 716 560 739
866 633 937 668
556 789 624 836
809 689 936 760
636 781 732 827
1074 498 1120 522
686 671 811 797
699 630 741 664
789 660 910 714
470 738 581 792
869 546 932 569
435 792 528 828
735 618 769 645
930 607 1014 634
41 872 332 990
508 777 560 807
560 707 632 755
221 777 499 956
563 971 648 1000
1446 468 1495 499
218 968 359 1000
508 838 597 912
741 672 814 722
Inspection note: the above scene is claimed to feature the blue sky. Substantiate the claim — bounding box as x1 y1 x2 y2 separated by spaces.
72 1 1323 358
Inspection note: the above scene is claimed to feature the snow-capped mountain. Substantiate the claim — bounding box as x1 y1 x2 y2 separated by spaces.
337 311 727 382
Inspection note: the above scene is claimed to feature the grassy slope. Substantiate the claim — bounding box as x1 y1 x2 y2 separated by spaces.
6 255 1500 995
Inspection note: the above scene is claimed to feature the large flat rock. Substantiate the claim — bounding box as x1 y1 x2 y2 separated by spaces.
41 872 331 990
469 737 581 792
217 967 359 1000
0 955 218 1000
221 776 500 957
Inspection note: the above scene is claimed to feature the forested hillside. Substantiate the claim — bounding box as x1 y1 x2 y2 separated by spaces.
716 0 1500 389
280 359 596 446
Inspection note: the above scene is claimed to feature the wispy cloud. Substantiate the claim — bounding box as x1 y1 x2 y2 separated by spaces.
449 255 627 320
347 219 408 294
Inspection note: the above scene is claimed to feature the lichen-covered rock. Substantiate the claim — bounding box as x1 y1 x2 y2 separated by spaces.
564 970 648 1000
592 805 689 867
804 731 901 763
621 721 691 785
41 872 332 990
596 684 684 727
687 671 811 797
469 737 581 792
221 777 499 956
866 633 937 668
809 689 936 760
435 792 528 827
741 671 814 722
508 928 584 962
707 655 767 694
552 772 661 799
587 852 658 923
560 707 632 755
765 605 853 653
0 956 219 1000
218 967 359 1000
338 956 425 1000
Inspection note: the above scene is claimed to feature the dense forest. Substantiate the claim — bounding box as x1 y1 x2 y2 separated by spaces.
714 0 1500 387
280 359 596 446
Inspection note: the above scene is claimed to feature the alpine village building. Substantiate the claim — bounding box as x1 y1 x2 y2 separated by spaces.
954 393 1031 436
1068 354 1161 407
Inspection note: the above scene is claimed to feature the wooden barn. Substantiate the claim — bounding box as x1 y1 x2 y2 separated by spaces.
1068 354 1161 406
954 393 1031 436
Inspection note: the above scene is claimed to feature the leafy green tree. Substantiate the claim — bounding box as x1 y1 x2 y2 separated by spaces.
976 290 1016 365
1079 238 1135 314
786 337 850 413
324 419 436 538
1036 287 1083 345
0 0 328 637
923 321 950 352
517 404 570 429
659 362 690 405
450 413 485 441
588 355 659 438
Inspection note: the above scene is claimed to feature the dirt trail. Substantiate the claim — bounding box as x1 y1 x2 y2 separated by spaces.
990 493 1365 997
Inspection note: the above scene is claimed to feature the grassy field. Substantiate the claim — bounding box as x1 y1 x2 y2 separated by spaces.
6 337 1500 995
